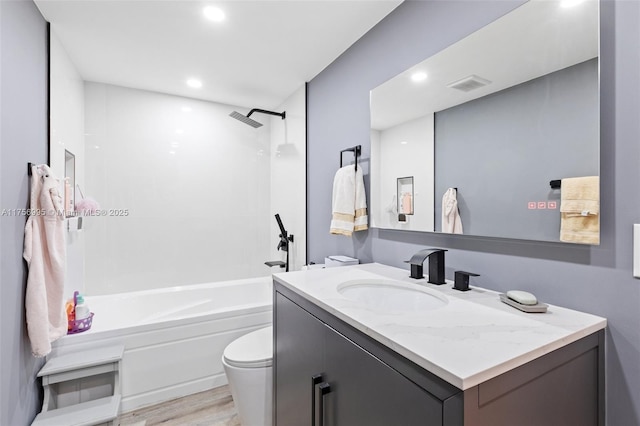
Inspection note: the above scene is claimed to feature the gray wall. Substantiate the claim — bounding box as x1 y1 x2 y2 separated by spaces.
434 58 599 240
307 1 640 424
0 0 49 424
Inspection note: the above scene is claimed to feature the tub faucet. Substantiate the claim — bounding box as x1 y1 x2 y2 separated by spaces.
266 214 294 272
405 248 448 284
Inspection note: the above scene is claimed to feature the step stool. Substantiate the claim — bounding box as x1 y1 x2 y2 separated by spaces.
32 344 124 426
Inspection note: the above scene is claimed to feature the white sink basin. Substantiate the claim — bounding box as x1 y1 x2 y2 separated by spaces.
337 279 448 313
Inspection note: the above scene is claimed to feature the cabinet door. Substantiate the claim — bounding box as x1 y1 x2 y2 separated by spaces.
275 293 327 426
324 326 443 426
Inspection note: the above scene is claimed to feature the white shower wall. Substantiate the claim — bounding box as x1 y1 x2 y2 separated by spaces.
84 83 273 295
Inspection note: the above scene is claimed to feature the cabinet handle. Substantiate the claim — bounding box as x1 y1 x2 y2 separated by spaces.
311 374 323 426
316 382 331 426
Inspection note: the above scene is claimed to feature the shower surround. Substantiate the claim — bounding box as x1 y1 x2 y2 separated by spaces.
84 82 272 295
51 26 307 298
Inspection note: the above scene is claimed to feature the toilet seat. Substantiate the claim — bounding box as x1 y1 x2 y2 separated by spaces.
223 326 273 368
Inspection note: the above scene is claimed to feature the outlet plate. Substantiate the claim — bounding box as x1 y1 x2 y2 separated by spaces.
634 224 640 278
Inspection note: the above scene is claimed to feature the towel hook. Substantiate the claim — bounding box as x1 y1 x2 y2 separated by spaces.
340 145 361 171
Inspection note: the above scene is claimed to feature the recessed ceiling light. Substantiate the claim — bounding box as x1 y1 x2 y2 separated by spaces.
203 6 225 22
411 72 428 82
560 0 585 8
181 106 192 113
186 78 202 89
400 141 408 145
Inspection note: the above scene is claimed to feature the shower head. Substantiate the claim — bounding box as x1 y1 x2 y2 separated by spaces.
229 111 263 128
229 108 286 128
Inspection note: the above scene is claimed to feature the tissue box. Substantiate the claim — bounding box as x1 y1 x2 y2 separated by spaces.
324 255 359 268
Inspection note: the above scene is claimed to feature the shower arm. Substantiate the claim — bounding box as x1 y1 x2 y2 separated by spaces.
247 109 286 120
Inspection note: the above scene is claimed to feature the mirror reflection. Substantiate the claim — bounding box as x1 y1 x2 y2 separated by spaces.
370 0 599 244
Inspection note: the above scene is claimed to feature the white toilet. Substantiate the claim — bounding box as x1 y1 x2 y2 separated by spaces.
222 326 273 426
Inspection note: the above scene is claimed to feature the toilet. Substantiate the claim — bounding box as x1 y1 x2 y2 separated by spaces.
222 326 273 426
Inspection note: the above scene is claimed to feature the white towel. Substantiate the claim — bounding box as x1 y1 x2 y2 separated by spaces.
330 165 368 236
442 188 463 234
24 164 67 357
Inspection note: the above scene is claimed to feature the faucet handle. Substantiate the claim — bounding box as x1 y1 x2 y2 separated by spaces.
453 270 480 292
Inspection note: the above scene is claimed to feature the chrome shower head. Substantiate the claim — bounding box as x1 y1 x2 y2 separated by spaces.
229 111 263 128
229 108 286 128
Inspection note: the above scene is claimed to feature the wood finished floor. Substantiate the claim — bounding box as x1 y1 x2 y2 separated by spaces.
118 385 241 426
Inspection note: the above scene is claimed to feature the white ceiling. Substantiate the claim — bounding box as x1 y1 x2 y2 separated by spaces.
371 0 599 130
35 0 403 109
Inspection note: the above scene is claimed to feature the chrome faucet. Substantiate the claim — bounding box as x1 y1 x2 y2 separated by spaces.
406 248 448 284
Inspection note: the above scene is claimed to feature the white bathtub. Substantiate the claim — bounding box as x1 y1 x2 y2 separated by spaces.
50 276 273 412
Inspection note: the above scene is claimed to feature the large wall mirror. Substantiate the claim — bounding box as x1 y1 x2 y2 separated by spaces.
370 0 599 244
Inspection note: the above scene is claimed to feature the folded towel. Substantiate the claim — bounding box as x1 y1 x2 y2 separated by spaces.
24 164 67 357
560 176 599 216
442 188 463 234
330 165 368 236
560 176 599 244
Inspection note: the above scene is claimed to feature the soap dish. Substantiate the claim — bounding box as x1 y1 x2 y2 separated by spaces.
499 294 548 313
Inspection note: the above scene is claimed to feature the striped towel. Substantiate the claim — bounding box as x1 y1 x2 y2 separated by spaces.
330 165 368 236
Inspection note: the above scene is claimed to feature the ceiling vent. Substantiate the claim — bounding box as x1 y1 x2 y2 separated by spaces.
446 75 492 92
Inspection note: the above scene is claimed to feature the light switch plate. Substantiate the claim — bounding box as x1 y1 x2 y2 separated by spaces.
634 224 640 278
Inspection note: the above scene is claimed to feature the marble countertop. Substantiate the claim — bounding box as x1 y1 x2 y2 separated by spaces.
273 263 606 390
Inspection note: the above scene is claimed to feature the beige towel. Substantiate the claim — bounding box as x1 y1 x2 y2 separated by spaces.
24 164 67 357
330 165 368 236
559 176 599 244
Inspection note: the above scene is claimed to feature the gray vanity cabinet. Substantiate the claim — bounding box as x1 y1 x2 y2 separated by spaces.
275 281 605 426
274 291 326 425
275 290 451 426
323 321 443 425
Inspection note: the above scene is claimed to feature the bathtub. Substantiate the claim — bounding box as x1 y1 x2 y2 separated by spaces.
50 276 273 412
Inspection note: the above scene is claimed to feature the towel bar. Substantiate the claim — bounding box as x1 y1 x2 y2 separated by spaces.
340 145 361 171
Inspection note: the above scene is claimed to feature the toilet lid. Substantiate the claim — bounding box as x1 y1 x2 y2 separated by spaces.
223 326 273 368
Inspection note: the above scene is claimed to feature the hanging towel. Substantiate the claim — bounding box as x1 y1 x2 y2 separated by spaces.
560 176 599 244
24 164 67 357
330 165 368 236
442 188 463 234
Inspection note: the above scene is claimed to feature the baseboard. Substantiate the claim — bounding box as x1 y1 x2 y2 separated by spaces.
120 373 228 413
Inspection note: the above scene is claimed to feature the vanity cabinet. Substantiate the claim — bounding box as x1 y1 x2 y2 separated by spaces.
274 281 604 426
275 292 443 426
